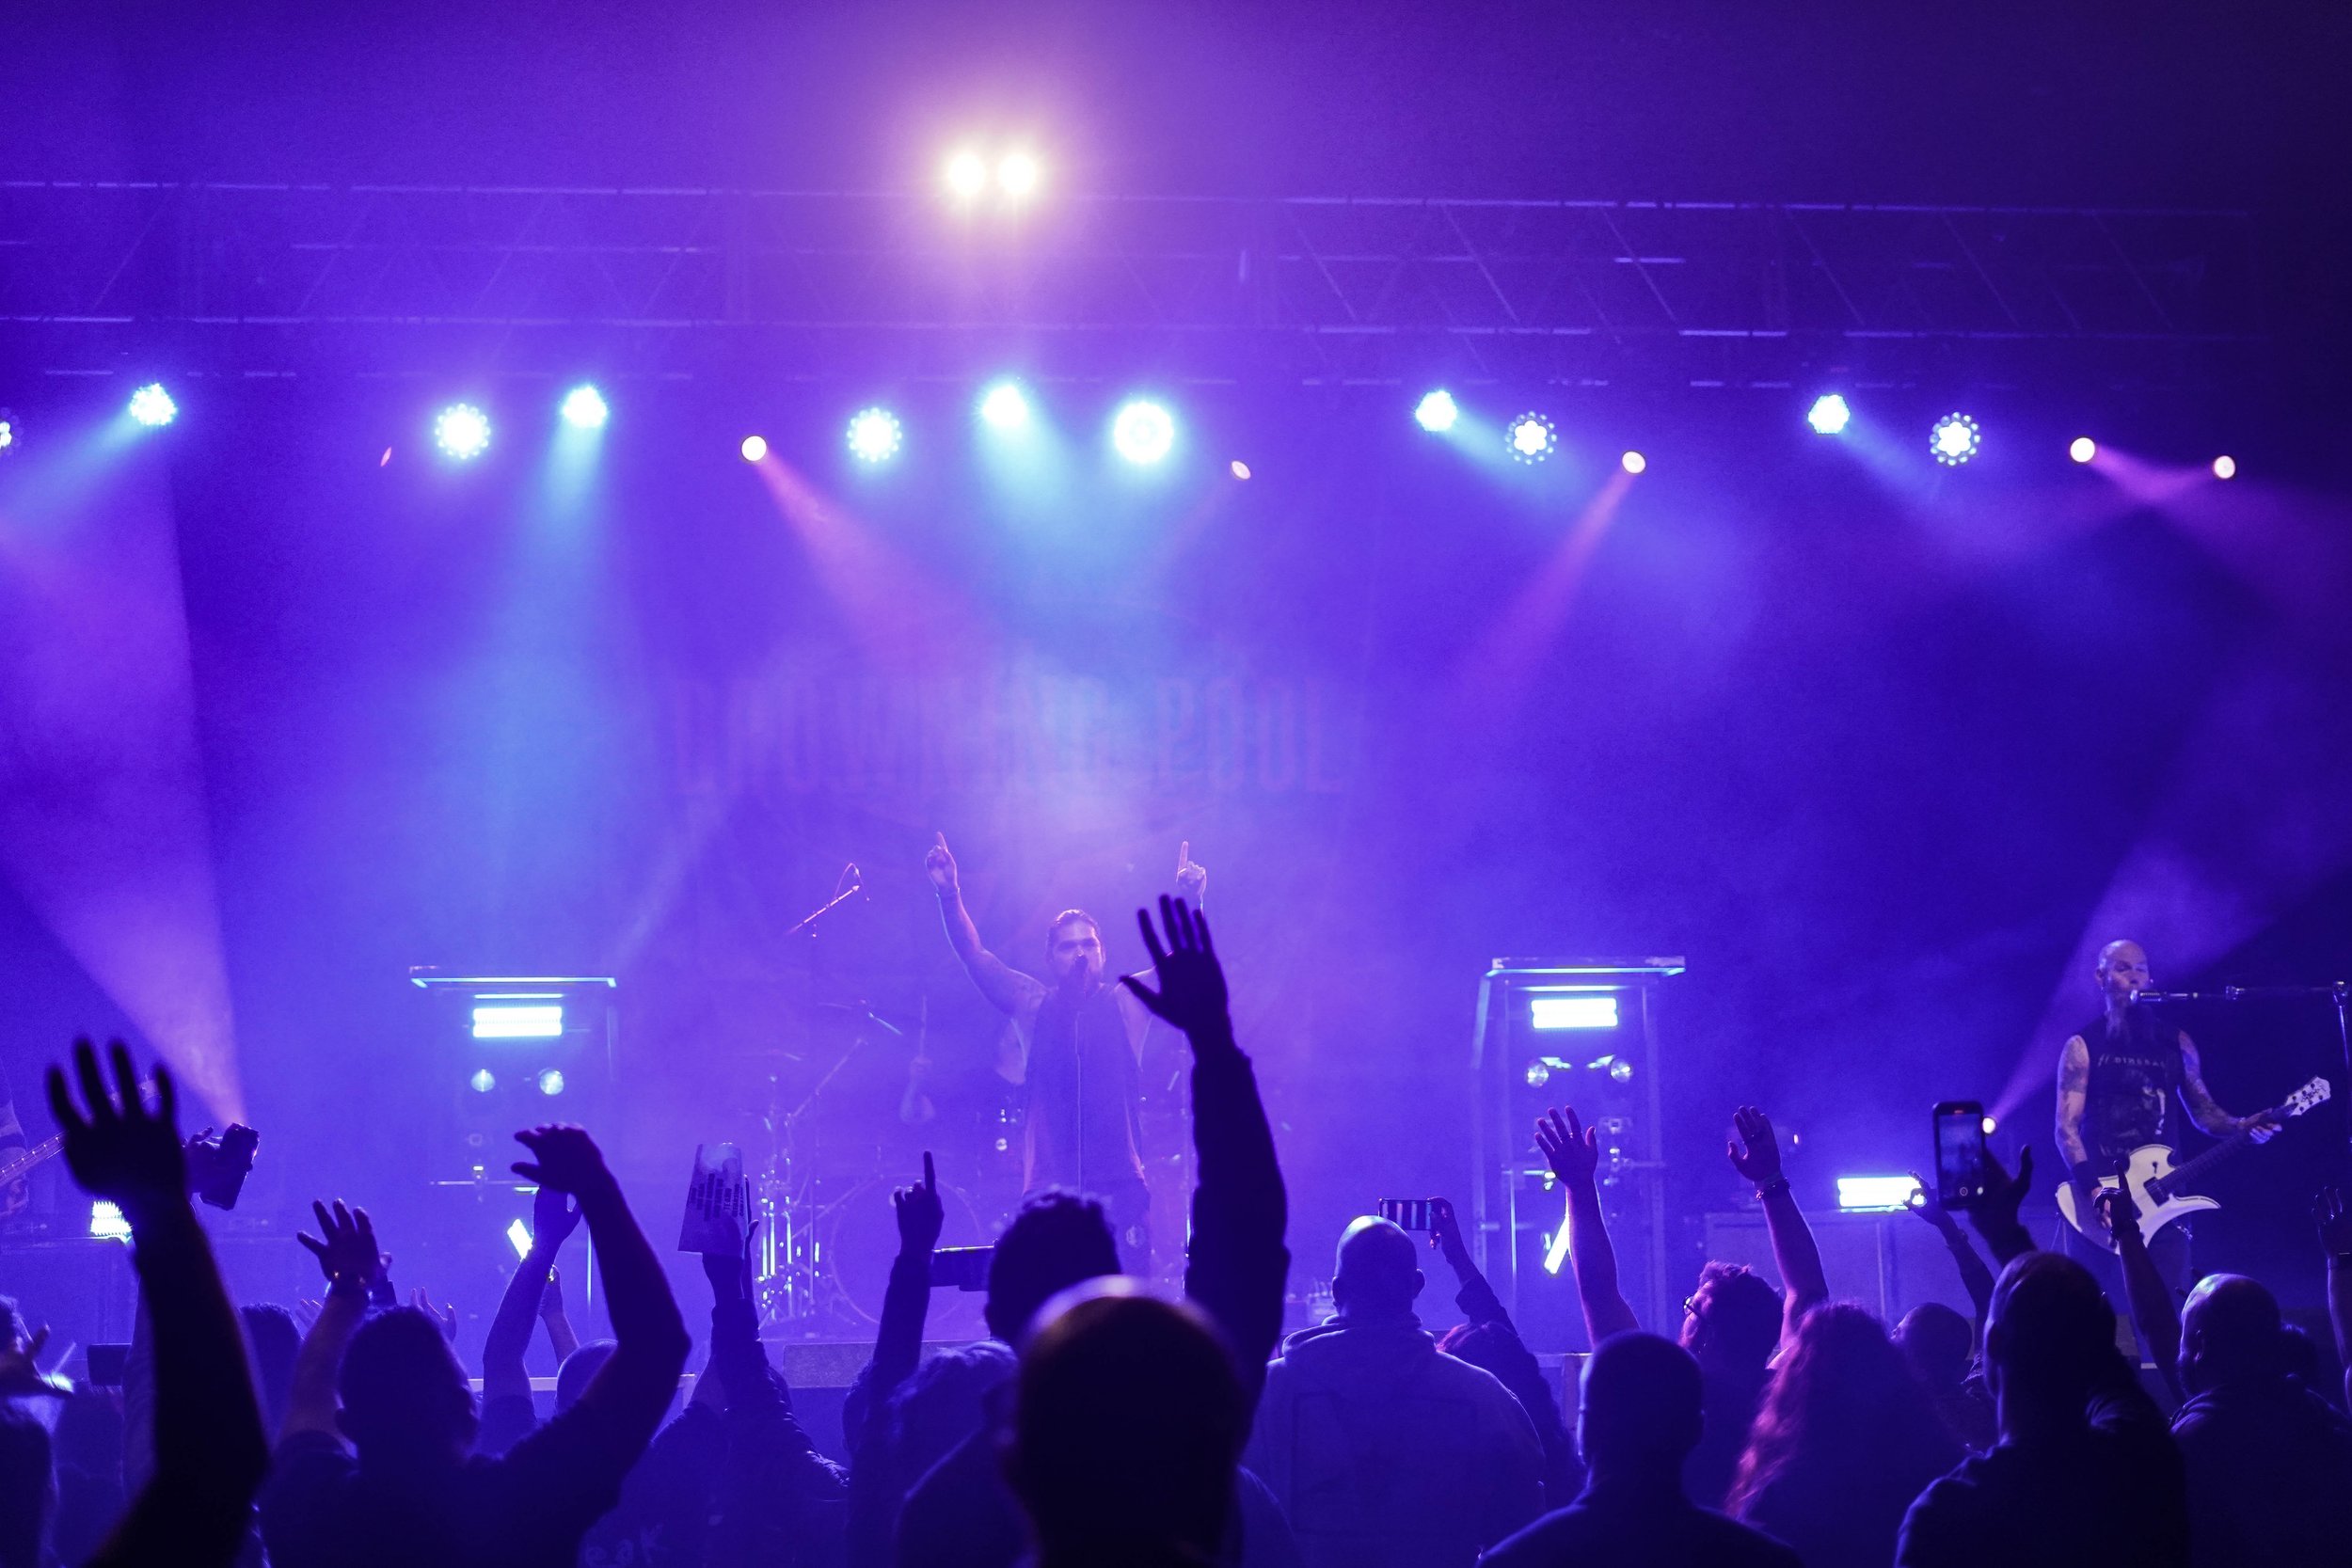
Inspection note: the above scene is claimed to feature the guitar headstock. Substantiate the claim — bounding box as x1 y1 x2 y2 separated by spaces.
2282 1076 2333 1118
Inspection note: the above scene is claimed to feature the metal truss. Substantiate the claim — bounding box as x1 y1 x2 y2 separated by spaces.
0 181 2268 391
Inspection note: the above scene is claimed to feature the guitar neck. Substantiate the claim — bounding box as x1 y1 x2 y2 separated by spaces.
2167 1120 2265 1189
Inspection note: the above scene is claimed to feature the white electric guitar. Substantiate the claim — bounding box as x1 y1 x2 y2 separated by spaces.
2057 1075 2331 1253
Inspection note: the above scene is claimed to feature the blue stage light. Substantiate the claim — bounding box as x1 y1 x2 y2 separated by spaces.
90 1201 133 1240
537 1069 566 1097
1415 390 1459 433
0 412 16 453
1930 412 1980 467
435 404 492 461
127 383 178 428
1806 395 1851 436
1506 413 1556 464
472 1004 562 1040
560 385 609 430
1113 401 1176 465
469 1069 497 1094
847 407 903 464
979 382 1031 430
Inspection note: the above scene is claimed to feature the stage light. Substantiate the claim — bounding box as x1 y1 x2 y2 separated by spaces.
469 1069 497 1094
1230 460 1251 481
1930 413 1981 467
998 152 1041 198
1981 1115 1997 1134
1805 394 1851 436
1542 1224 1572 1275
847 407 903 464
2070 437 2096 464
435 403 492 462
1506 412 1556 464
1620 451 1646 475
89 1200 133 1240
1592 1053 1635 1084
560 385 609 430
1415 390 1459 433
1524 1059 1552 1088
979 381 1031 430
506 1218 533 1259
471 1004 564 1040
127 383 178 428
1530 994 1617 1031
2212 454 2237 480
536 1068 566 1097
1112 400 1176 466
1836 1176 1922 1212
739 435 769 463
0 412 16 453
945 149 989 200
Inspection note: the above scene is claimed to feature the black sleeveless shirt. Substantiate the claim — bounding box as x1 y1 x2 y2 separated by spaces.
2083 1007 2185 1164
1024 985 1145 1194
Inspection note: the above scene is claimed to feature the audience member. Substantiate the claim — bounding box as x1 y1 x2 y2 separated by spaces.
478 1178 584 1456
1009 1281 1248 1568
1537 1103 1826 1507
1478 1333 1800 1568
1428 1196 1584 1508
1895 1146 2187 1568
0 1406 50 1568
1726 1302 1962 1568
1248 1213 1543 1567
260 1124 691 1568
1894 1303 1994 1451
2317 1185 2352 1409
44 1037 271 1567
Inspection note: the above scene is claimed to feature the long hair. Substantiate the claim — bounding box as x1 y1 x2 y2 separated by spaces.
1725 1303 1961 1520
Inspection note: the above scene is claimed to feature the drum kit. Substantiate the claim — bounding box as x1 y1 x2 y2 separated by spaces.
734 995 1022 1339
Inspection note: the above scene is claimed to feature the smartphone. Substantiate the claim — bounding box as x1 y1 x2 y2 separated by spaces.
930 1245 993 1292
1377 1198 1433 1232
1932 1101 1989 1209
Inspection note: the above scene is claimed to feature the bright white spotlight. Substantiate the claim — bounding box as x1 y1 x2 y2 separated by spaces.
1620 451 1646 475
945 149 989 200
998 152 1041 198
1415 390 1459 433
1981 1116 1997 1134
435 403 492 462
1112 401 1176 466
739 435 769 463
847 407 904 464
979 381 1031 430
469 1069 496 1094
560 385 609 430
0 412 16 453
2069 436 2097 464
472 1004 563 1040
89 1200 133 1240
1836 1176 1922 1212
1506 412 1557 464
537 1068 566 1097
1930 412 1981 467
1229 460 1251 481
2212 454 2237 480
506 1218 533 1259
127 383 178 428
1530 994 1618 1031
1805 394 1851 436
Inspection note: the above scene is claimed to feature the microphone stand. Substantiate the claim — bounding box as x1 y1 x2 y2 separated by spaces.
2142 983 2352 1157
785 864 864 938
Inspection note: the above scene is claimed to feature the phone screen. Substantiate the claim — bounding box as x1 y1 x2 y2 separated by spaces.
1377 1198 1433 1232
1932 1102 1988 1208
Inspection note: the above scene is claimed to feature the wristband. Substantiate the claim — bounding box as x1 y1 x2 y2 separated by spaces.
326 1274 370 1302
1756 1175 1790 1199
2070 1160 2103 1190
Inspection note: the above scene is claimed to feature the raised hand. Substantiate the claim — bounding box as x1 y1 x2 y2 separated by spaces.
925 832 960 895
511 1125 617 1200
1726 1106 1784 1185
894 1150 945 1256
2091 1185 2143 1248
1175 840 1208 904
296 1199 381 1291
0 1320 59 1399
1968 1143 2037 1224
532 1180 584 1250
44 1038 185 1222
1904 1171 1959 1235
410 1287 458 1342
540 1266 565 1319
2316 1186 2352 1257
1121 896 1232 1040
701 1220 761 1303
1535 1107 1601 1192
1429 1196 1474 1275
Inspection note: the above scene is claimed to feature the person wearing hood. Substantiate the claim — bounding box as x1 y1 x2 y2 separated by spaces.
1246 1215 1543 1568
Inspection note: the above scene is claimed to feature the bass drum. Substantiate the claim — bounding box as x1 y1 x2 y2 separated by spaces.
814 1176 994 1338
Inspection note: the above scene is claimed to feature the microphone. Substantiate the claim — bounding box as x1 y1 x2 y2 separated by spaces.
2132 990 2208 1005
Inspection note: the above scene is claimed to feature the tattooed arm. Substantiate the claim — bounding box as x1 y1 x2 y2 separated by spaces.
2178 1034 2277 1140
2056 1035 2103 1232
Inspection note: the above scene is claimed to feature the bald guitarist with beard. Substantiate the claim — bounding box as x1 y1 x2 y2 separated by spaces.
2056 939 2278 1296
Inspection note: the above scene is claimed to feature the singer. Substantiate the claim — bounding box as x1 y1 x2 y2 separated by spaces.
921 832 1207 1275
2054 938 2280 1291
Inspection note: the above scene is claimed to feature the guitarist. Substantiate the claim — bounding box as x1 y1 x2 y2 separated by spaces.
0 1058 26 1217
2055 939 2278 1294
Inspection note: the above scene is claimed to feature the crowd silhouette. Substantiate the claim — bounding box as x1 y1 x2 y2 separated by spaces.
3 898 2350 1566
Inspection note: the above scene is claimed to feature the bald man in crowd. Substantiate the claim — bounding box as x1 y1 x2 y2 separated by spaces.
1247 1215 1544 1568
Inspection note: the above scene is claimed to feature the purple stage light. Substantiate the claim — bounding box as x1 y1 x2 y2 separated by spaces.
848 407 903 465
740 435 769 463
1806 394 1851 436
560 385 609 430
128 383 178 429
1506 413 1556 463
979 381 1031 430
2212 454 2237 480
998 152 1041 198
1930 412 1980 467
1230 459 1251 481
435 403 492 461
1113 401 1176 465
0 411 16 452
1620 451 1646 475
1415 390 1459 433
2070 436 2097 463
945 150 988 201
